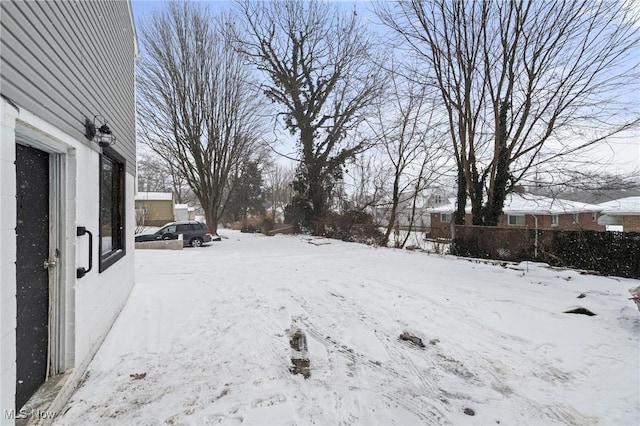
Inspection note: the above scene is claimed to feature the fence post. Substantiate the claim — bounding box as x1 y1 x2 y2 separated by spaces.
529 214 538 258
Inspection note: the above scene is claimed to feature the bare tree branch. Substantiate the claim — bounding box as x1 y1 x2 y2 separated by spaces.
137 2 265 234
233 0 386 232
378 0 640 226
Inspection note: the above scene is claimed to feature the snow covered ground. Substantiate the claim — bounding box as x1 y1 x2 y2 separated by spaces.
55 231 639 425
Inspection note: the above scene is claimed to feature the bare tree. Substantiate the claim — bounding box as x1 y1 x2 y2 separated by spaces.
137 151 169 193
263 163 295 223
378 0 640 226
137 2 264 234
342 154 388 213
233 0 385 233
527 169 640 203
367 70 450 246
137 151 194 204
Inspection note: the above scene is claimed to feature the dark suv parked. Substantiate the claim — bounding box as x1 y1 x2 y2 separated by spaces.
135 221 217 247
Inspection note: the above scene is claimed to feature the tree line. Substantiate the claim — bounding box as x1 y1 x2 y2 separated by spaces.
136 0 639 239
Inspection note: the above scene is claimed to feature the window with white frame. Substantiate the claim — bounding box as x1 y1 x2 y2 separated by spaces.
441 213 452 222
508 214 525 225
572 213 579 224
551 214 559 226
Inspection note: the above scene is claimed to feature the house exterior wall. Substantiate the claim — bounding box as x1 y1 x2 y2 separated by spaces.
496 212 604 231
135 199 175 226
428 213 458 239
0 0 136 421
74 173 136 361
395 208 431 230
623 215 640 232
0 0 136 174
0 105 19 424
425 190 451 208
174 205 189 222
429 212 604 239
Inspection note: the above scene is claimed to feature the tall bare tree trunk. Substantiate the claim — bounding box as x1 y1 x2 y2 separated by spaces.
378 0 640 225
234 0 385 233
137 2 264 235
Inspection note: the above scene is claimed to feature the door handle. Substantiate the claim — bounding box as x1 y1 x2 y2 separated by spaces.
43 258 57 270
76 226 93 279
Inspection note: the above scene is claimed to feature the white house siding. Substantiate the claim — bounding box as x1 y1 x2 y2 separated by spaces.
0 0 137 422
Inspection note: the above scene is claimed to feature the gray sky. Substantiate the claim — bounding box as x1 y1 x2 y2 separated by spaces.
130 0 639 176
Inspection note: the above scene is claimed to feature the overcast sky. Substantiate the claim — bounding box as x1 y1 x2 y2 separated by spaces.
130 0 639 176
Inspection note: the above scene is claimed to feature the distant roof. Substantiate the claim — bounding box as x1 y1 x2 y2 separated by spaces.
548 189 640 205
135 192 173 201
425 197 457 212
597 196 640 215
505 193 602 214
429 193 602 215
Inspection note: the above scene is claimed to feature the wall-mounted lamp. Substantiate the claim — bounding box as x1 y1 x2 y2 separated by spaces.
85 115 116 148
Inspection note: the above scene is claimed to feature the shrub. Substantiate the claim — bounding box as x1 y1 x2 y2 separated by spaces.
542 230 640 278
450 237 490 259
240 224 260 233
261 216 275 235
322 210 384 245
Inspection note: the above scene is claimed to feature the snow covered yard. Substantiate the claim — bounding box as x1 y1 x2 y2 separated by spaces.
55 231 639 425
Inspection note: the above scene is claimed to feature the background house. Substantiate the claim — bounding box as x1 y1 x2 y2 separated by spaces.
135 192 175 226
0 1 137 421
174 204 196 222
597 196 640 232
425 187 455 208
374 188 455 231
395 191 431 230
429 193 604 239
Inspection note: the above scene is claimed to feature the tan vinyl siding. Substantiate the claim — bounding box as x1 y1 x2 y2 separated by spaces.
623 215 640 232
135 200 175 227
0 1 136 173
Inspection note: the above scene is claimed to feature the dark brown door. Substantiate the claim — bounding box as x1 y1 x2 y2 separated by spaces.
15 143 50 410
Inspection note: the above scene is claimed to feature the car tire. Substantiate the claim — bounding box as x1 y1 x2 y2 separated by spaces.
191 237 203 247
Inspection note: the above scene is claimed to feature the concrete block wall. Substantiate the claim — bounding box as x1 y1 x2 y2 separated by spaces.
73 174 136 364
134 240 184 250
1 99 19 422
0 100 136 424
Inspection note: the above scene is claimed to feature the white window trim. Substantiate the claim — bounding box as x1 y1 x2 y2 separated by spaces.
508 214 525 226
551 214 559 226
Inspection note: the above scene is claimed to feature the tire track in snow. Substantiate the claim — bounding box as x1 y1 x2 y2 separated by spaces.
304 321 447 424
291 293 448 425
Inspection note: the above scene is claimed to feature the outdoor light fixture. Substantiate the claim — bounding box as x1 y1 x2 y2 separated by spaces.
85 115 116 148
